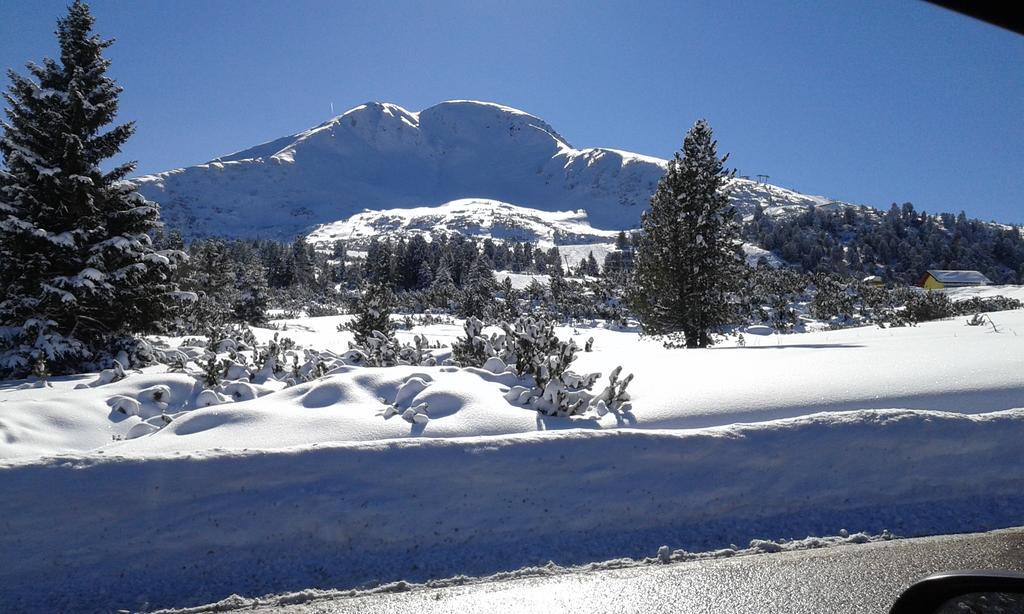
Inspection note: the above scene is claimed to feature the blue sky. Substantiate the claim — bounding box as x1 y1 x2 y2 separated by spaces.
2 0 1022 223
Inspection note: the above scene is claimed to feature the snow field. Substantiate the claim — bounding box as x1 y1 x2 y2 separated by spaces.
1 303 1022 610
2 307 1022 459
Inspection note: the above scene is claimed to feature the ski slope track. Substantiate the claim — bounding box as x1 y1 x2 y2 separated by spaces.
133 100 860 240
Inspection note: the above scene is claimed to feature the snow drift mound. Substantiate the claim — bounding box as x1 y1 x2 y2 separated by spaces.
133 100 861 239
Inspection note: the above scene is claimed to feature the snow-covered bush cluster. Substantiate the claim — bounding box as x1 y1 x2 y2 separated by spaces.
343 332 437 368
737 267 1023 335
336 283 440 367
453 315 632 417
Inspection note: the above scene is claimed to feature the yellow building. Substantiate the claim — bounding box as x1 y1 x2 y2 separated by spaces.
918 269 992 289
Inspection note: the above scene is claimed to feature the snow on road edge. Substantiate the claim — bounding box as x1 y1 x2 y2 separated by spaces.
3 407 1024 612
154 531 898 613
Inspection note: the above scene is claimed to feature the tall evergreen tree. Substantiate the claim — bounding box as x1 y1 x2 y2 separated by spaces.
428 260 457 310
458 256 497 319
0 1 183 375
629 119 741 347
546 246 563 277
233 257 269 324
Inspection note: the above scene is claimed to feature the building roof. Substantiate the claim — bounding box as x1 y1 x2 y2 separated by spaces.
926 270 992 285
862 275 883 283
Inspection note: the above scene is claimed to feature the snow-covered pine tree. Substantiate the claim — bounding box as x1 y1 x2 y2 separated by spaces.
233 256 269 324
345 282 396 345
428 260 457 311
0 1 184 376
499 276 520 320
629 119 742 347
586 251 600 277
458 256 497 319
546 246 563 277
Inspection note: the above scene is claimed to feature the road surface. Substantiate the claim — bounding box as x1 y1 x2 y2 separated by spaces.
233 528 1024 614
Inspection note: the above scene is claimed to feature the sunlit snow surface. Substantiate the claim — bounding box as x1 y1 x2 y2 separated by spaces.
1 294 1022 611
2 298 1022 458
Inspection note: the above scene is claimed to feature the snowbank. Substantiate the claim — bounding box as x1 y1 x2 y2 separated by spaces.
2 408 1023 611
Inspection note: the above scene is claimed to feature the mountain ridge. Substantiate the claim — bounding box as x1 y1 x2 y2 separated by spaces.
134 100 861 240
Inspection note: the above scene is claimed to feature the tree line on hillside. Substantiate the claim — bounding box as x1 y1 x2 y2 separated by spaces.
744 201 1024 284
164 231 626 329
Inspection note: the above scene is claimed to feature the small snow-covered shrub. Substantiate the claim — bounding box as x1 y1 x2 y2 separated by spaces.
305 303 342 318
108 395 141 416
342 283 396 346
138 384 171 406
221 356 252 381
393 376 430 407
30 356 51 385
356 330 402 367
201 355 223 387
0 319 90 379
451 317 497 367
402 334 436 366
481 356 509 374
592 366 634 414
222 381 258 402
454 315 629 417
406 313 455 327
196 389 228 407
454 315 580 388
77 360 128 389
287 350 327 384
203 323 257 354
966 313 988 327
965 313 1000 332
163 351 190 373
346 330 436 368
251 332 294 382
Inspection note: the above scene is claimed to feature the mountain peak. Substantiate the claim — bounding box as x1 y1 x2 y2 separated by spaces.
134 100 858 240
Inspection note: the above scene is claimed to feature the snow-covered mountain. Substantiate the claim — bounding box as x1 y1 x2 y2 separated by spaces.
135 100 860 240
305 198 618 247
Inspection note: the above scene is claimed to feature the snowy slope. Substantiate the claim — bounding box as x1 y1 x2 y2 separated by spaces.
305 198 618 247
303 197 771 271
304 198 617 269
134 100 862 239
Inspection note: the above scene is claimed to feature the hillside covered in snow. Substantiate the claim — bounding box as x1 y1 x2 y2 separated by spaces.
305 198 618 248
134 100 857 240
